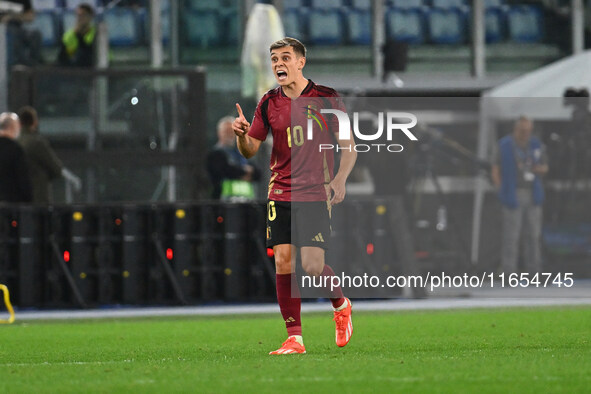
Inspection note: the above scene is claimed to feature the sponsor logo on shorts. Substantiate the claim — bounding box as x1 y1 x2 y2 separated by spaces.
312 233 325 242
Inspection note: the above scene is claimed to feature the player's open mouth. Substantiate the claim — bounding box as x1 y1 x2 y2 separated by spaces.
277 71 287 81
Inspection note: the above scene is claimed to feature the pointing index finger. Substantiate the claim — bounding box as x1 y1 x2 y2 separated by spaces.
236 103 245 119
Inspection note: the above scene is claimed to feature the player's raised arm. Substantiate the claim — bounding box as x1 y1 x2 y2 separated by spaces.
233 103 262 159
329 132 357 205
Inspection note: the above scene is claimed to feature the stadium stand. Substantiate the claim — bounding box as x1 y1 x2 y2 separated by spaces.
25 10 59 47
32 0 61 10
104 7 141 47
308 8 344 45
27 1 556 74
283 9 307 41
310 0 343 9
507 5 543 43
220 8 239 46
62 9 76 31
484 0 507 9
485 7 505 43
65 0 102 9
186 0 224 11
351 0 371 10
427 7 466 44
183 10 222 48
346 8 371 45
389 0 425 10
284 0 307 11
386 7 425 44
431 0 467 9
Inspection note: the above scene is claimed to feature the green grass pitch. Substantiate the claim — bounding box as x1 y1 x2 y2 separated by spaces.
0 306 589 393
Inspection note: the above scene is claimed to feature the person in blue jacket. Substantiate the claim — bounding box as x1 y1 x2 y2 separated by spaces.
491 116 549 275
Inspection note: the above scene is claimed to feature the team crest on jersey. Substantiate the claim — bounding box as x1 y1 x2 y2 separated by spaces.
303 105 328 132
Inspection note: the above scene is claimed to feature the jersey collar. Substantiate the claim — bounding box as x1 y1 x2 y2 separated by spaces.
280 79 314 98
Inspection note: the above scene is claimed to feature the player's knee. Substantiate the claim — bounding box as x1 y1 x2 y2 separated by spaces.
274 249 293 273
302 258 324 277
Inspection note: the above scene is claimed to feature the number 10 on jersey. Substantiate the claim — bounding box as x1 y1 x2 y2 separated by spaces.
286 126 304 148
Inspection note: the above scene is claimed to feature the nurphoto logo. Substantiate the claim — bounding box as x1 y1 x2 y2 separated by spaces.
303 108 419 153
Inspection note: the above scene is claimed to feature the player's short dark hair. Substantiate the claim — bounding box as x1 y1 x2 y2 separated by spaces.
269 37 306 58
18 106 37 129
77 3 95 16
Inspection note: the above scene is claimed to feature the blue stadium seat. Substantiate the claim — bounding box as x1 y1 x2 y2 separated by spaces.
183 10 222 48
351 0 371 10
62 9 76 31
284 0 308 11
283 9 307 41
25 10 58 46
65 0 102 9
385 8 425 44
140 9 169 45
507 5 542 43
431 0 466 9
427 8 466 44
104 7 141 46
32 0 61 10
185 0 223 11
220 8 239 46
308 9 344 45
161 10 170 44
346 9 371 45
310 0 343 9
485 8 505 43
159 0 170 12
389 0 424 10
484 0 505 9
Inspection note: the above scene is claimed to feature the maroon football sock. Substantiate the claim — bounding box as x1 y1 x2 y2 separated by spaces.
321 264 346 309
276 273 302 336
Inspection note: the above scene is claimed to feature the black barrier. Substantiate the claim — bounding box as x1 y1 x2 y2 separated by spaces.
0 200 444 308
0 203 280 308
121 206 148 304
0 208 19 305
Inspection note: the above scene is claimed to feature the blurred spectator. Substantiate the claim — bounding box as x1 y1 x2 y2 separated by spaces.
57 3 95 67
207 116 261 200
17 106 81 203
0 0 42 66
0 112 32 203
492 117 549 275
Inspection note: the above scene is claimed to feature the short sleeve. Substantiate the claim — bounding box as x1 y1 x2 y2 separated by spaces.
248 97 270 141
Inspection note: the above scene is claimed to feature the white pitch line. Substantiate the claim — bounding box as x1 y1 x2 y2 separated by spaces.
0 360 133 367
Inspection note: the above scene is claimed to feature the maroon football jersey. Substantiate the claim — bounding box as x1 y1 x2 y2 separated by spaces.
248 80 343 202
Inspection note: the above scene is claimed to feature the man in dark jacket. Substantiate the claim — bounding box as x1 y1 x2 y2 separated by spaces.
1 0 42 66
0 112 32 203
17 106 64 203
207 116 260 200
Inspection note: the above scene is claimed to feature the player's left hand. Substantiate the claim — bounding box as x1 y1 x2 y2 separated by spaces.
329 177 346 205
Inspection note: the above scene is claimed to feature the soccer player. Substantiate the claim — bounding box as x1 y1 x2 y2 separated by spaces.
232 37 357 355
